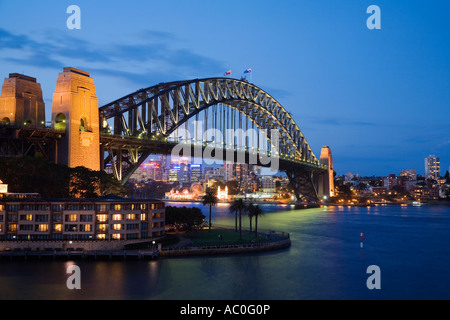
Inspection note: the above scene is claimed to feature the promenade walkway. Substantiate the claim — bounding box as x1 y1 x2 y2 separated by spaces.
160 228 291 257
0 229 291 260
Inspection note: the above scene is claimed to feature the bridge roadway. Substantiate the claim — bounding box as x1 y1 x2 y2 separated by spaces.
100 133 327 202
100 133 326 173
0 125 64 161
0 126 327 203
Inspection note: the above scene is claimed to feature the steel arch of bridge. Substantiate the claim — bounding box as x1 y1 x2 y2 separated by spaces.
99 78 325 200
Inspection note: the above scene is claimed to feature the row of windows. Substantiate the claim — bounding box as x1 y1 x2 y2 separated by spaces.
0 222 164 233
0 203 164 212
1 232 158 241
0 213 163 223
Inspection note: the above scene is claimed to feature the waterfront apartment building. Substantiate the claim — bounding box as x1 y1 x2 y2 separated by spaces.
0 196 165 242
425 155 440 180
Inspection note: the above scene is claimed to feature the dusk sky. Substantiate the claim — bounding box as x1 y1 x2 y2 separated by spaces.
0 0 449 177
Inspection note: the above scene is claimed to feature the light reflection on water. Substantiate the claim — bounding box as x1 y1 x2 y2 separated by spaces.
1 204 449 300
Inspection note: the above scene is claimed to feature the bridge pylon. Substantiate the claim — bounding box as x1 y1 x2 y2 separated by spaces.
51 67 100 171
0 73 46 127
317 146 335 200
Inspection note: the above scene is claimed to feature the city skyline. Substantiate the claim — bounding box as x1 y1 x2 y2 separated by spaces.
0 1 449 176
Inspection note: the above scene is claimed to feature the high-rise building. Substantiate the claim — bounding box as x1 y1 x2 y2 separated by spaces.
190 164 202 182
425 155 440 180
224 162 235 182
383 174 398 191
261 175 276 193
179 162 190 182
169 167 179 182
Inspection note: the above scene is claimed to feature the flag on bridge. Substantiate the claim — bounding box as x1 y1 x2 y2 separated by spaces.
224 70 231 76
244 68 252 74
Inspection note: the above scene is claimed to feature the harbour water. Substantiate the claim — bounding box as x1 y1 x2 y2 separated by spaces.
1 202 449 300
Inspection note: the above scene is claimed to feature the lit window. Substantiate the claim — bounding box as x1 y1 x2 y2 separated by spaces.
97 234 106 240
126 214 135 220
114 204 121 211
140 213 147 221
38 224 48 232
112 214 122 221
8 224 17 232
97 214 108 222
112 234 121 240
97 224 107 232
54 224 62 232
113 224 122 231
68 214 77 222
97 204 108 212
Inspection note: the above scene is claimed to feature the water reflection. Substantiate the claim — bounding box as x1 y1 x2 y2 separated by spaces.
1 204 450 300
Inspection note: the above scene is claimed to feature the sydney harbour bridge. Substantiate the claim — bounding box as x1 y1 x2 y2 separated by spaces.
0 68 334 203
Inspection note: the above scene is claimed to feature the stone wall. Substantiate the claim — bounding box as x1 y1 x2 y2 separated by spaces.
0 239 148 252
160 238 291 257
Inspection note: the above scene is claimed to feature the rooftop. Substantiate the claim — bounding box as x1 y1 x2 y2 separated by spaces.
0 194 163 204
8 73 37 83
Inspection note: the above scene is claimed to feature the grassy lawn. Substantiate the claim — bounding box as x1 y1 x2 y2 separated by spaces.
184 229 269 247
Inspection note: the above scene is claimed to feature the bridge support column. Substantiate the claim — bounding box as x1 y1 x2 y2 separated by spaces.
318 146 335 199
51 68 100 171
285 169 321 203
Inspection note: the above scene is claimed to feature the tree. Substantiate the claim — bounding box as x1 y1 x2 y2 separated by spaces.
249 204 263 239
0 157 126 199
335 182 353 199
165 206 205 231
69 166 101 198
225 180 239 195
356 183 367 191
0 157 71 198
229 198 248 240
98 171 127 197
202 189 218 230
247 202 256 232
69 166 127 199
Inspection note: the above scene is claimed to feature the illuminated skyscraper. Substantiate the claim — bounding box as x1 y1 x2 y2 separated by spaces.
190 164 202 182
425 155 440 180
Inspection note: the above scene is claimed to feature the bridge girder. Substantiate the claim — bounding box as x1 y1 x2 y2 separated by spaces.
99 78 326 202
99 78 318 163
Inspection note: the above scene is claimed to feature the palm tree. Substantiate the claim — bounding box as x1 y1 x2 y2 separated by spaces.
229 198 248 240
202 189 218 230
249 204 263 239
247 202 256 232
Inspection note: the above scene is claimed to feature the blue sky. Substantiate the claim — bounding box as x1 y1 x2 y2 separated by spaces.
0 0 449 176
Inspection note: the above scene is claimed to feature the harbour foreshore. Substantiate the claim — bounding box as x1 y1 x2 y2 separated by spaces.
0 231 291 260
